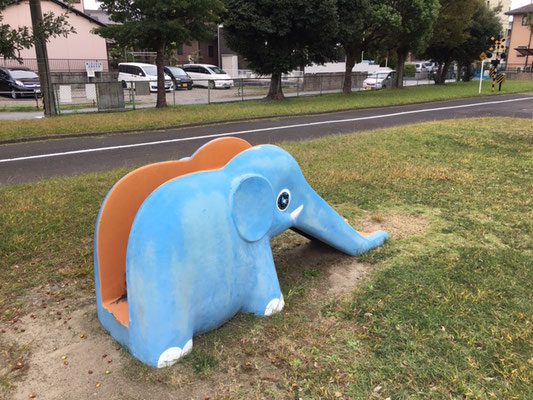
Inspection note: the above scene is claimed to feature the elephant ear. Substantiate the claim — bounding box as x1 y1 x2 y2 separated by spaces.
231 174 275 242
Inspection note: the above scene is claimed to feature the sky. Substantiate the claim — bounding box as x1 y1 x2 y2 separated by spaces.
83 0 533 11
512 0 532 8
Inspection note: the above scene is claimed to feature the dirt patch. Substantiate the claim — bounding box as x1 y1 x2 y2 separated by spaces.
357 212 430 240
326 260 373 296
0 297 209 400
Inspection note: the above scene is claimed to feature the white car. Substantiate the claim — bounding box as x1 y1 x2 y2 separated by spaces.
182 64 234 89
118 62 172 92
363 70 394 90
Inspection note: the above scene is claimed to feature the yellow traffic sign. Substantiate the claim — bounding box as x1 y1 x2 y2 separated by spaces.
497 73 505 83
480 52 486 60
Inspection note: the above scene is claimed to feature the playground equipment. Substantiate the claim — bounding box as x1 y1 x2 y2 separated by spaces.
94 137 388 367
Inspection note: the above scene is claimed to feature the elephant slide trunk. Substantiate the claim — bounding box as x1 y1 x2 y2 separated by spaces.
291 193 388 256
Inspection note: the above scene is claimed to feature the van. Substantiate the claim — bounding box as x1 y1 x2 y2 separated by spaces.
182 64 234 89
363 69 395 90
118 63 172 92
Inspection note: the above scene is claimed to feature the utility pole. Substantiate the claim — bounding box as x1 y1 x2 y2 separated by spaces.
29 0 57 116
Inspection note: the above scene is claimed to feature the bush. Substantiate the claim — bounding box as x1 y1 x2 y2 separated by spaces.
404 63 416 76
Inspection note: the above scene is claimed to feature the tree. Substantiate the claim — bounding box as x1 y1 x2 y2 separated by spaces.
0 0 74 61
424 0 482 85
95 0 224 108
337 0 399 93
222 0 339 100
455 2 502 81
386 0 440 88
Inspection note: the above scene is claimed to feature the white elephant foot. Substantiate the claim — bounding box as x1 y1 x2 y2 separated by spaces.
264 295 285 316
157 339 193 368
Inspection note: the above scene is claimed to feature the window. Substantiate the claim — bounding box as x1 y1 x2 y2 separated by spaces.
208 45 214 57
522 15 530 26
177 45 183 55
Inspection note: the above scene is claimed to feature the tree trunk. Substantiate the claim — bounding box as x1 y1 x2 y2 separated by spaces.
155 40 167 108
393 49 407 88
435 60 451 85
463 63 472 82
266 71 284 100
343 50 356 94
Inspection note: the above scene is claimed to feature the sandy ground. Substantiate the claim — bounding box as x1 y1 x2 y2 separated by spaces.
0 212 428 400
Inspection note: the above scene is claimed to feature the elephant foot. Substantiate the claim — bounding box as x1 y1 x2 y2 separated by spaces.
157 338 193 368
264 295 285 316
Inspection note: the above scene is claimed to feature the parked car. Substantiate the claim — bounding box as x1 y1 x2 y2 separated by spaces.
406 62 425 73
117 62 172 92
0 67 40 98
163 66 193 90
363 69 394 90
423 61 437 72
182 64 234 89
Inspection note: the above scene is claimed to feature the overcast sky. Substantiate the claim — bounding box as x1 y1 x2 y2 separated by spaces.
82 0 533 11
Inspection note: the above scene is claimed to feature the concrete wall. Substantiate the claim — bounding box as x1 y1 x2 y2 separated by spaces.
50 71 118 83
506 71 533 80
2 1 108 70
302 72 367 91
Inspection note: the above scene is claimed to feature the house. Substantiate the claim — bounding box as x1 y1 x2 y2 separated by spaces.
1 0 108 72
505 3 533 70
486 0 512 34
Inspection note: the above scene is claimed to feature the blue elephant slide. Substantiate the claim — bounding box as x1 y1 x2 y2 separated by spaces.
94 137 388 367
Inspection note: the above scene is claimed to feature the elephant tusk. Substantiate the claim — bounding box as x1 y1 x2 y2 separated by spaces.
290 205 303 221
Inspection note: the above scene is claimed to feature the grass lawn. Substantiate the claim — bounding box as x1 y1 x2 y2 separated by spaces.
1 117 532 398
1 80 533 142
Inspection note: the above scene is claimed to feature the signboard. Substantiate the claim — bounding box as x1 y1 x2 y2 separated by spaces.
85 61 103 72
86 61 103 77
479 52 486 61
496 73 505 83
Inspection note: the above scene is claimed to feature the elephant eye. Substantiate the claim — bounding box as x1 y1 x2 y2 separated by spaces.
277 189 290 211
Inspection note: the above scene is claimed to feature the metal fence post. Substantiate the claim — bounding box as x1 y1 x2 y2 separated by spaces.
241 79 244 101
296 76 300 97
207 81 211 104
172 85 176 106
54 84 61 114
320 75 322 95
131 82 135 110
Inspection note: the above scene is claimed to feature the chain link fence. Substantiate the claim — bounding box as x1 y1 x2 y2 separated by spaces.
0 72 453 114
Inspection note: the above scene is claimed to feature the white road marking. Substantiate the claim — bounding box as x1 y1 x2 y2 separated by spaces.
1 97 531 164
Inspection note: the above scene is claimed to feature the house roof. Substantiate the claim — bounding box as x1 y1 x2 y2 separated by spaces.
505 3 533 16
49 0 106 26
84 9 119 26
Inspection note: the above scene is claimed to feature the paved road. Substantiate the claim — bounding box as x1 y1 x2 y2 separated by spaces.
1 94 532 185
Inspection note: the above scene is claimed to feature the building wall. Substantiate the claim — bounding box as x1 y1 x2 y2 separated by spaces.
487 0 512 32
2 1 108 68
173 40 218 66
507 13 533 66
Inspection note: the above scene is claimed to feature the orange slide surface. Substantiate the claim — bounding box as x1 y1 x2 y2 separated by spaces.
95 137 252 327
